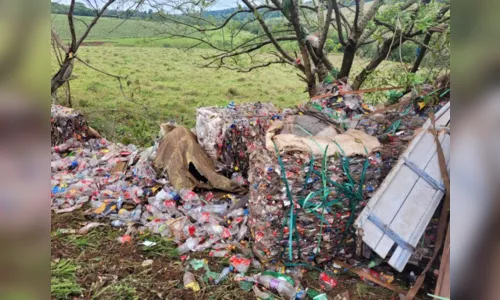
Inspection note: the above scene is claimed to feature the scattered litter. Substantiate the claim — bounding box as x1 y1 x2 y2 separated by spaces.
117 234 131 244
229 255 251 274
319 272 338 291
53 204 82 214
334 291 350 300
140 240 157 247
214 266 233 284
51 78 450 298
77 222 105 235
183 271 200 292
141 259 153 267
189 259 207 271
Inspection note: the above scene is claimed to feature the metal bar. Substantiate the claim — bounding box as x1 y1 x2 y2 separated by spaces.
368 214 415 252
403 157 445 192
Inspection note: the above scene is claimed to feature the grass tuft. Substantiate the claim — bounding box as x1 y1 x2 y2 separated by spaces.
51 259 83 299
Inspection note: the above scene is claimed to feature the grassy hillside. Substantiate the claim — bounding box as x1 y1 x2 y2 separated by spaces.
52 46 308 145
51 14 254 48
51 44 408 146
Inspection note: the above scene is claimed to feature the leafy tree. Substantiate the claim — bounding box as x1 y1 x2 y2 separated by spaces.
152 0 450 95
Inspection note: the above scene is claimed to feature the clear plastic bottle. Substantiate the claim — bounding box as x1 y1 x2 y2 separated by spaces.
177 237 200 255
214 266 233 284
253 285 273 300
202 204 229 215
111 220 127 227
237 224 248 241
205 224 224 236
194 236 219 251
209 249 228 257
255 275 297 300
178 189 199 202
226 208 245 218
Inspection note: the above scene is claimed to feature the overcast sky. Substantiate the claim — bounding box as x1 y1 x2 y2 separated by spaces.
54 0 239 11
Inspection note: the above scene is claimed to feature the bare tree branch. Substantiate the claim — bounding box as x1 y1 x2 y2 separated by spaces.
241 0 294 62
76 0 117 49
68 0 77 50
74 56 127 80
206 60 287 72
51 28 69 53
318 0 333 51
109 0 145 34
331 0 346 46
354 0 360 33
74 16 90 29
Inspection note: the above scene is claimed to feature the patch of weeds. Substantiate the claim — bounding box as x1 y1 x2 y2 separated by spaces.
138 233 178 259
227 87 239 97
355 281 395 299
185 90 200 96
79 99 90 107
86 81 105 93
169 86 182 92
62 228 106 250
154 84 167 90
111 284 139 300
51 259 83 299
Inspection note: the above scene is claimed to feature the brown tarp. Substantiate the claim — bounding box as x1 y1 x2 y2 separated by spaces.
154 125 246 194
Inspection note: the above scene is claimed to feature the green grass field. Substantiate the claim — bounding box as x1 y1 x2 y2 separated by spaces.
52 46 310 145
51 14 412 146
51 14 255 48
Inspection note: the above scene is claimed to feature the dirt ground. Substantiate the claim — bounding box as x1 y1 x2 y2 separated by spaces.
51 211 413 300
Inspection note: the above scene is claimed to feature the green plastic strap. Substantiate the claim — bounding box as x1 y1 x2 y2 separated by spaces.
385 118 402 134
316 145 329 252
439 88 450 98
273 141 297 261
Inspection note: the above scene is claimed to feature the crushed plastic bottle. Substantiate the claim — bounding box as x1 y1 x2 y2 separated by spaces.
229 255 251 274
251 274 297 300
318 272 337 291
177 237 200 255
253 285 274 300
209 249 228 257
214 266 233 284
183 271 200 292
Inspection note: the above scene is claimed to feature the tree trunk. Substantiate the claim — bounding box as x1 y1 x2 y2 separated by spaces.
352 35 405 90
410 33 432 73
316 62 329 83
288 0 316 96
51 58 74 95
338 39 357 80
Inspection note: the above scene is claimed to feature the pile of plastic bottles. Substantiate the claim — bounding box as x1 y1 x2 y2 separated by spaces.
196 102 296 179
247 145 385 265
51 105 90 146
51 135 254 257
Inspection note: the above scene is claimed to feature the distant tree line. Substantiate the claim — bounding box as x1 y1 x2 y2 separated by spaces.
51 1 154 19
